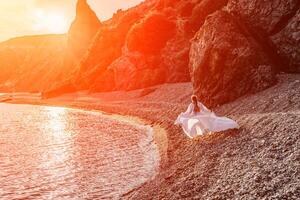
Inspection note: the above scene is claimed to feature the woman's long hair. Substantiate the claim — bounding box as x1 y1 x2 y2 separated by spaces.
191 95 200 113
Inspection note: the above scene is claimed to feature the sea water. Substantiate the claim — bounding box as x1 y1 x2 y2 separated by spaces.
0 104 159 199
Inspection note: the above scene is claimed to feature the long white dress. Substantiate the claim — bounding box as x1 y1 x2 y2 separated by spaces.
175 102 239 138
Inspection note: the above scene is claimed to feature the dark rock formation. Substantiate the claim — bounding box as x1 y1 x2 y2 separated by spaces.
227 0 300 72
190 11 277 107
186 0 229 35
227 0 299 35
189 0 299 106
160 0 229 83
160 34 191 83
271 9 300 72
68 0 101 59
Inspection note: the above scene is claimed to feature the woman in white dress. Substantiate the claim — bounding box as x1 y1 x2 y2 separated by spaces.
175 95 239 139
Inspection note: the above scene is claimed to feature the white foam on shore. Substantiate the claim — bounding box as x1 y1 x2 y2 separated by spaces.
59 106 162 196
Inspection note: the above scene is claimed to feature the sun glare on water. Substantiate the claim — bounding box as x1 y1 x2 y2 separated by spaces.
34 9 69 33
45 107 68 133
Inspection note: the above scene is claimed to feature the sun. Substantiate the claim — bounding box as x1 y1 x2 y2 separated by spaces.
44 12 68 33
34 9 69 33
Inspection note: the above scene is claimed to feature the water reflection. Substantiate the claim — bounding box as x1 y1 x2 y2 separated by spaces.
0 104 159 199
40 107 75 199
45 107 68 133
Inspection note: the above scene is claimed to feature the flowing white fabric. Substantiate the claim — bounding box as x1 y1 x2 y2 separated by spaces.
175 102 239 138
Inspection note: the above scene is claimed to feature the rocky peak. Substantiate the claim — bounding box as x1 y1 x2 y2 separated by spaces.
68 0 101 59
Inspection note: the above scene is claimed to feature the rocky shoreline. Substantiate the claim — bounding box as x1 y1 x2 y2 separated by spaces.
4 73 299 199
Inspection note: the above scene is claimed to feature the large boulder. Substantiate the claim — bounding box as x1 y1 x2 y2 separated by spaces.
68 0 101 59
227 0 300 72
159 0 229 83
227 0 299 34
186 0 228 35
157 0 229 83
160 35 191 83
190 10 277 107
271 9 300 72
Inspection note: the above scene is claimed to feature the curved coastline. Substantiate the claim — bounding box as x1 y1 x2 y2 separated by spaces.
0 102 167 198
2 74 300 199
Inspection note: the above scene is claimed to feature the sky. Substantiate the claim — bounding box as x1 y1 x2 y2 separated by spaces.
0 0 143 42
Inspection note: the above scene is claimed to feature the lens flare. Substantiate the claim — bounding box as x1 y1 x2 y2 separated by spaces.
34 9 68 33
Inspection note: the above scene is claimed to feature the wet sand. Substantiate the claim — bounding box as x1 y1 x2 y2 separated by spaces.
4 73 300 199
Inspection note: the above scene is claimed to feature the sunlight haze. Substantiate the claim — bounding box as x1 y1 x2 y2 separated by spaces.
0 0 143 42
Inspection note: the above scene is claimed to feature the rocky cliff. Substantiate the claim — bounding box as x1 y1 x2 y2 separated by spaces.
68 0 299 107
190 10 277 107
68 0 101 60
72 0 229 93
190 0 300 107
0 34 73 92
0 0 299 107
